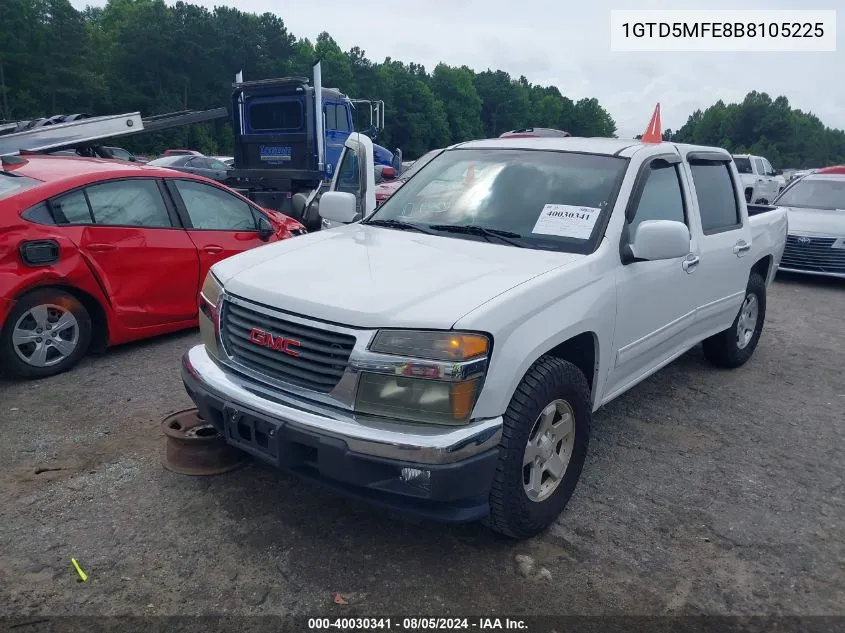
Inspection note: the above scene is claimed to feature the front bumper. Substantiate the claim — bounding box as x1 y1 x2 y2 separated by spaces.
181 345 503 522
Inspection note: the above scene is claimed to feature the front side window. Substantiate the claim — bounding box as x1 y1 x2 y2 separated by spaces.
324 104 337 131
86 179 171 227
334 105 350 132
689 161 741 233
775 178 845 210
335 147 360 195
366 148 627 252
762 158 775 175
173 179 258 230
629 162 686 236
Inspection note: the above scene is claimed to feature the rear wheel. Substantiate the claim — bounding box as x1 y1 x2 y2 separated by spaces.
0 288 92 379
702 272 766 369
488 356 591 539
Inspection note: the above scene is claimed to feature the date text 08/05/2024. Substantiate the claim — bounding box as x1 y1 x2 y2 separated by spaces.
307 618 528 630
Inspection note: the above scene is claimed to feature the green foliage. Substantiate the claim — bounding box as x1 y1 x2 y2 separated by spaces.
0 0 617 158
669 91 845 168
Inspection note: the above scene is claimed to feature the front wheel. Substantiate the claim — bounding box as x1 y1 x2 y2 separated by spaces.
0 288 92 379
488 356 591 539
702 272 766 369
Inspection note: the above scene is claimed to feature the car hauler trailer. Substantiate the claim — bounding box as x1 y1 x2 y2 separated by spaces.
0 109 229 159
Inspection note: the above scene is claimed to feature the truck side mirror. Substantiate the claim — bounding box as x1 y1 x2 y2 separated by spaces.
624 220 690 263
291 192 308 219
319 191 358 224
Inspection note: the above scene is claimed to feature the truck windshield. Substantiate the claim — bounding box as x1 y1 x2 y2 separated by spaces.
399 149 442 180
364 148 627 252
775 178 845 210
0 171 41 201
733 157 753 174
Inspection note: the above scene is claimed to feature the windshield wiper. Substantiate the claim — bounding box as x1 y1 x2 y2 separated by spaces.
428 224 526 247
364 218 436 234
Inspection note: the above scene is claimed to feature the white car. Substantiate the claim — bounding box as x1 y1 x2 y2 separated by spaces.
774 173 845 278
182 133 787 539
732 154 786 204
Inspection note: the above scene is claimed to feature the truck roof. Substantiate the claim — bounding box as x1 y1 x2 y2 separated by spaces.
452 137 731 159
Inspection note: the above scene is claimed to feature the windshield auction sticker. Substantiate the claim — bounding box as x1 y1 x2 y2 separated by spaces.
531 204 601 239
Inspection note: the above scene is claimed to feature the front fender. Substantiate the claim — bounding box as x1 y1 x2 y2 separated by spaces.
455 258 617 418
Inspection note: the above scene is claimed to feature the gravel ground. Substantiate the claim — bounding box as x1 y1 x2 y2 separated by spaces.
1 273 844 618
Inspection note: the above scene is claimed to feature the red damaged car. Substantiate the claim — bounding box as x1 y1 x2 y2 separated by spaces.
0 154 305 378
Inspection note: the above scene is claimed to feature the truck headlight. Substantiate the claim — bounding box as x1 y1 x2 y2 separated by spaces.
199 271 223 358
355 330 491 425
369 330 489 361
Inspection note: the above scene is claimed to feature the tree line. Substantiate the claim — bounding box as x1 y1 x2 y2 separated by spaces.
1 0 843 167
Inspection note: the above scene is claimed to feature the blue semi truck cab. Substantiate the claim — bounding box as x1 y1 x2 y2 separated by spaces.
226 62 399 231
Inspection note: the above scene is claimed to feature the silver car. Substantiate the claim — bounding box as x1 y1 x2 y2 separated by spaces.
774 173 845 278
146 155 231 183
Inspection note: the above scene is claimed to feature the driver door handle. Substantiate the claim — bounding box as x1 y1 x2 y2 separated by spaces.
87 243 116 253
203 245 223 255
733 240 751 256
682 254 700 273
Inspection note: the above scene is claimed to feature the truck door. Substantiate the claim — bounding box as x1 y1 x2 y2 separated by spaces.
328 132 377 221
606 154 701 398
761 158 781 198
682 152 754 337
324 102 352 179
752 157 772 202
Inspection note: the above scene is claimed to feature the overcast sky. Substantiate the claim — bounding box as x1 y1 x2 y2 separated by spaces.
68 0 843 138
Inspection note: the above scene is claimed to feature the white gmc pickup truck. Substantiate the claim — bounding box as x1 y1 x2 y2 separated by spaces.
182 133 787 539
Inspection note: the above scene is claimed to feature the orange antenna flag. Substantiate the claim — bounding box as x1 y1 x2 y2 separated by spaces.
641 103 662 143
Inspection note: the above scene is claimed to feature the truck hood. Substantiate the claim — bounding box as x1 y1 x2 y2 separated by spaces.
214 224 583 328
782 206 845 236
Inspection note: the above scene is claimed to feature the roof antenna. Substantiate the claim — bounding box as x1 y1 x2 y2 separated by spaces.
641 103 662 143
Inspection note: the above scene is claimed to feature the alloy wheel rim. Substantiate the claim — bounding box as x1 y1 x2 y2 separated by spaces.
522 399 576 503
12 304 80 367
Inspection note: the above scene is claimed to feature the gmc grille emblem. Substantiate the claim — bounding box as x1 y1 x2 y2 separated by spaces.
797 236 812 245
248 327 301 357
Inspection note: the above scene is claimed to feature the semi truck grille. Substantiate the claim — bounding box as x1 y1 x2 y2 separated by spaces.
220 299 356 393
780 235 845 275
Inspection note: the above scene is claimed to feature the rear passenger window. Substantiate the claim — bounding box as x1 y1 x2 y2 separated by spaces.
52 190 93 224
629 162 686 235
689 162 741 234
21 201 56 225
86 180 171 228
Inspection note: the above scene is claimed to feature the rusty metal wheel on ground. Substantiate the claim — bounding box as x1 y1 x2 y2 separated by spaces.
162 408 249 476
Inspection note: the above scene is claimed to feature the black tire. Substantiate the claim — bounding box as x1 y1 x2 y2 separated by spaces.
702 272 766 369
488 356 591 539
0 288 92 379
744 188 753 203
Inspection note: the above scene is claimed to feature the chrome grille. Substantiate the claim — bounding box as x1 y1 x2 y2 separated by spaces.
220 298 356 393
780 235 845 274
